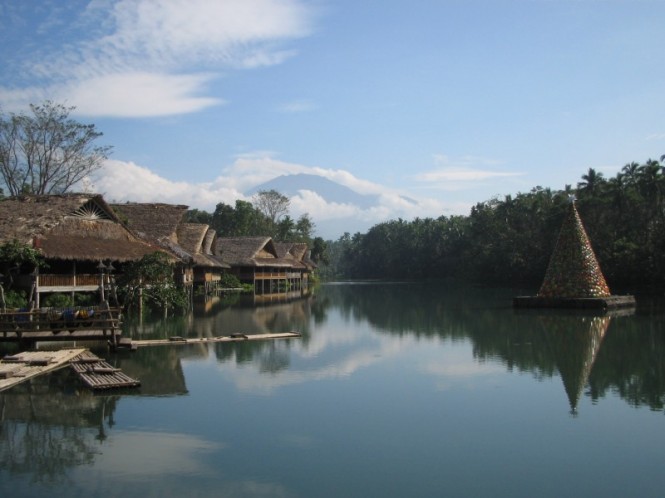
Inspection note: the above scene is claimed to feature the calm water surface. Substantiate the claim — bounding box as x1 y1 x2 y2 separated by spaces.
1 282 665 497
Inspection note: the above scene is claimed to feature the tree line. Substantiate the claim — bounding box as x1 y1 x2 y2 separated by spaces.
321 157 665 290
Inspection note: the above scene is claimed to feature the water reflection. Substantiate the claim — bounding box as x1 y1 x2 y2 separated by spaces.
2 283 665 495
0 377 116 484
118 284 665 414
528 311 612 415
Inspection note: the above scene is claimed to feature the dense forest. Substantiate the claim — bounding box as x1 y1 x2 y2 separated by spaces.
319 157 665 289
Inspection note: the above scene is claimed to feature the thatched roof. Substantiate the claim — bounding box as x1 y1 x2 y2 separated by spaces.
112 202 188 243
112 202 202 264
177 223 208 254
216 236 294 268
275 241 316 270
0 194 118 244
176 223 228 269
0 194 160 262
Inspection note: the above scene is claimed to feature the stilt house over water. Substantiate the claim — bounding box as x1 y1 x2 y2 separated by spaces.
111 202 229 293
0 194 162 307
216 237 312 296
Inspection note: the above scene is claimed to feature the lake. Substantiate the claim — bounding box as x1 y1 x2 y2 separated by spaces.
1 281 664 497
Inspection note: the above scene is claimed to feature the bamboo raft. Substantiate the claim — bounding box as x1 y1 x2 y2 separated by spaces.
0 348 86 392
70 350 140 390
130 331 301 348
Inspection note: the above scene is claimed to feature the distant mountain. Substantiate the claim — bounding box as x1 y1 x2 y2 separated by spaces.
245 173 421 239
245 173 379 209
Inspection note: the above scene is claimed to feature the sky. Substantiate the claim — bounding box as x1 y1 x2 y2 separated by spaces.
1 0 664 239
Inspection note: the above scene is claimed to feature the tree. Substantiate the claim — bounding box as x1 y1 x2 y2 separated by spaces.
577 168 605 196
295 213 315 241
0 101 112 196
212 200 268 236
276 215 295 241
0 239 45 290
185 208 212 225
310 237 329 265
253 189 290 225
115 252 188 316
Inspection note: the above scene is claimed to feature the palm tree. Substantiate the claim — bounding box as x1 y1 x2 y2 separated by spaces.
577 168 605 195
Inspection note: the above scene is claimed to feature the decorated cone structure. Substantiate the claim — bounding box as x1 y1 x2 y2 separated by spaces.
537 200 611 298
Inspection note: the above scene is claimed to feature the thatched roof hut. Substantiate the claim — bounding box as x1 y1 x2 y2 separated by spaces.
0 194 159 262
112 203 229 270
275 241 317 270
177 223 228 269
216 236 293 268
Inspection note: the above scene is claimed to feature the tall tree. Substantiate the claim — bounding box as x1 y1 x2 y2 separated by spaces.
0 101 112 195
253 189 290 225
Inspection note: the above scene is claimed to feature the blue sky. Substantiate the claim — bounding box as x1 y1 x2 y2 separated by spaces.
1 0 664 238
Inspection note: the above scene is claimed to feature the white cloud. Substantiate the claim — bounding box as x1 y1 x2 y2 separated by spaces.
92 159 245 207
646 133 665 141
89 155 460 238
65 72 223 117
0 0 315 117
414 154 524 189
85 430 221 478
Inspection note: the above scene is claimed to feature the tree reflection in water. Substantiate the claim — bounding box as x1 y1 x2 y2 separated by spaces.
0 375 117 483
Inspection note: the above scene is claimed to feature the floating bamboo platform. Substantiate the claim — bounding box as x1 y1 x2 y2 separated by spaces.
70 350 140 390
513 295 636 310
0 348 86 392
130 331 301 348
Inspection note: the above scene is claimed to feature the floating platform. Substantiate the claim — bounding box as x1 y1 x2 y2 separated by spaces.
130 331 301 348
70 350 140 390
513 295 636 310
0 348 86 392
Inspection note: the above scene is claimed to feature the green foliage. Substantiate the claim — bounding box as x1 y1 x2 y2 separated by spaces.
0 239 45 268
219 273 242 289
325 157 665 288
310 237 329 265
116 252 189 316
211 200 270 236
43 293 73 308
0 239 45 291
4 289 27 309
185 208 213 224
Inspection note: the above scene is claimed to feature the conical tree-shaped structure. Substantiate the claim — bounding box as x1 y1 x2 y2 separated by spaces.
538 201 611 298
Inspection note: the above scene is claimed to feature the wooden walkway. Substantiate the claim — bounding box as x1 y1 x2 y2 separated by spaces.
0 348 86 392
70 351 140 390
130 331 301 348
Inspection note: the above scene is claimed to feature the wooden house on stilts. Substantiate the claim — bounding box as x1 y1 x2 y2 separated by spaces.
111 202 228 294
215 237 312 298
0 194 162 308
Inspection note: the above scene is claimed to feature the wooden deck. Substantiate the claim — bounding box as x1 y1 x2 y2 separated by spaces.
131 331 301 348
0 348 87 392
0 306 123 343
70 351 140 390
